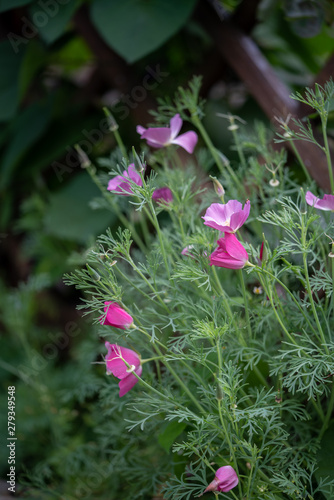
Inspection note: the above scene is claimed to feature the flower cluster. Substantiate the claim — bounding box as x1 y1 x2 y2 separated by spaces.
203 199 250 269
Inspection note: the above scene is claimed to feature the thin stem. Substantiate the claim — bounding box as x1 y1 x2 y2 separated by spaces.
290 140 312 185
145 202 171 278
238 270 252 340
86 165 147 253
136 327 206 415
300 215 328 353
230 125 246 170
321 116 334 194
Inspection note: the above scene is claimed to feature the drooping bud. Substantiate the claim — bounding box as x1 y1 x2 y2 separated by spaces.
210 175 225 202
75 144 91 168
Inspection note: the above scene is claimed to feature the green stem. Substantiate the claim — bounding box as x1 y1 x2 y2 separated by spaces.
321 116 334 194
136 327 206 414
238 270 252 340
213 266 269 388
145 203 171 278
301 215 328 353
86 165 147 253
290 140 312 185
230 125 246 170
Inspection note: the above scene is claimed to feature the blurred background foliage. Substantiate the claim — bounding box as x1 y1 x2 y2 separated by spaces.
0 0 334 497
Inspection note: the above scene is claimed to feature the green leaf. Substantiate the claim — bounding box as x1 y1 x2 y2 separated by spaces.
28 0 82 44
315 423 334 496
0 0 32 13
90 0 198 63
0 99 52 189
19 40 46 98
43 173 116 243
0 41 26 121
158 421 187 453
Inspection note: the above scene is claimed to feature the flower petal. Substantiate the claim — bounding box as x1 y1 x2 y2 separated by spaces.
118 365 142 397
136 125 146 136
216 466 239 492
224 233 248 263
305 190 334 211
127 164 142 186
172 131 198 154
169 114 183 139
141 127 172 147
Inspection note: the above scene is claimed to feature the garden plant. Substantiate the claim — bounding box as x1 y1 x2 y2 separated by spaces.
62 78 334 499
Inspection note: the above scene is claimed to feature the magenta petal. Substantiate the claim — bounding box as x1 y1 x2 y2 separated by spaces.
107 175 130 193
202 200 249 232
169 114 183 139
210 249 245 269
152 187 173 204
305 190 334 211
118 366 142 397
203 203 234 231
141 127 171 147
127 164 142 186
136 125 146 136
229 200 250 230
215 466 239 492
172 131 198 154
224 233 248 263
105 343 141 379
102 302 134 329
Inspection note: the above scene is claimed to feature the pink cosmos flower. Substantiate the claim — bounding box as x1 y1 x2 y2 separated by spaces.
137 114 198 154
305 191 334 211
105 342 142 397
202 466 239 495
210 233 248 269
107 164 142 195
100 302 134 329
202 200 250 233
152 187 173 205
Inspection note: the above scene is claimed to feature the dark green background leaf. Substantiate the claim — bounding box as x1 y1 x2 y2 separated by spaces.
43 173 116 243
0 0 32 12
315 424 334 497
158 421 187 453
90 0 198 63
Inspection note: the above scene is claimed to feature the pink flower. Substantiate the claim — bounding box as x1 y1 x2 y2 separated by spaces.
100 302 134 329
202 466 239 495
152 187 173 205
107 164 142 195
305 191 334 211
105 342 142 397
137 114 198 154
210 233 248 269
203 200 250 233
181 245 195 257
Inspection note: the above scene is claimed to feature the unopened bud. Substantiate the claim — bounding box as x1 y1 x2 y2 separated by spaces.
103 107 118 131
75 144 91 168
228 124 238 131
216 383 224 401
86 264 100 281
210 175 225 200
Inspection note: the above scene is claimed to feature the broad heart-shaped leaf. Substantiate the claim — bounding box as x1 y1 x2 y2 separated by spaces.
158 421 187 453
90 0 198 63
0 0 32 12
315 424 334 497
43 173 116 243
28 0 82 44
